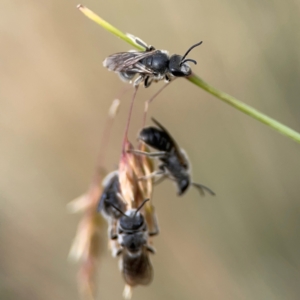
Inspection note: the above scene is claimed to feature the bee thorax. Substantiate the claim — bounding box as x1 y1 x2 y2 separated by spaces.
142 52 169 74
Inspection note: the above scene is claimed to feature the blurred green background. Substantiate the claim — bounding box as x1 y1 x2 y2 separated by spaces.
1 0 300 299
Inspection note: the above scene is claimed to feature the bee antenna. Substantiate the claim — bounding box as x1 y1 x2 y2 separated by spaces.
106 200 128 218
180 59 197 66
181 41 203 62
133 198 150 218
191 182 216 196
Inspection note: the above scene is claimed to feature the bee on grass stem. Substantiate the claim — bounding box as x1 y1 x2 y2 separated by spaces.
103 34 202 88
129 118 215 196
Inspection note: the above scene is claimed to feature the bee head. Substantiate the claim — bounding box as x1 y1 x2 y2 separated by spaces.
177 177 190 196
113 198 149 232
169 41 202 77
120 210 145 231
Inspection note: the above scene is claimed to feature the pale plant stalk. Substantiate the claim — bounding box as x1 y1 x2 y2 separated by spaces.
68 99 120 300
77 4 300 144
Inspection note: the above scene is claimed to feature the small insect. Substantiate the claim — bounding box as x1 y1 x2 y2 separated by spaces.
110 199 158 287
130 118 215 196
98 170 126 239
103 34 202 88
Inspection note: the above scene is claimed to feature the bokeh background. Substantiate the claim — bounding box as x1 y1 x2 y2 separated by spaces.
1 0 300 299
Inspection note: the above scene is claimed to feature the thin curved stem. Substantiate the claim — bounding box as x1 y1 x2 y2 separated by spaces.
122 86 139 153
143 80 174 127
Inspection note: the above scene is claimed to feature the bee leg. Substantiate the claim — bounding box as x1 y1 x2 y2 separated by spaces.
146 45 156 51
127 149 166 158
138 151 166 157
144 76 153 88
144 204 160 236
108 222 122 257
148 215 160 237
111 243 123 257
129 34 154 51
165 74 172 82
126 33 147 48
146 245 156 254
144 76 151 88
158 164 166 171
109 220 118 240
133 75 145 87
153 174 167 186
191 182 216 196
110 232 118 240
138 170 165 181
134 36 155 51
136 38 148 49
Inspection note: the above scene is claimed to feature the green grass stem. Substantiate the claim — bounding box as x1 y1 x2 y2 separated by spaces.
78 4 300 144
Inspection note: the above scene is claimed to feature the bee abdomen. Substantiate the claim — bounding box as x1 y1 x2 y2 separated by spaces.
119 71 135 82
139 127 174 152
122 251 153 286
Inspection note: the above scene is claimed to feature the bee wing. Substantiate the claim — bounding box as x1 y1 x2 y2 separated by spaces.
103 50 159 73
151 118 187 164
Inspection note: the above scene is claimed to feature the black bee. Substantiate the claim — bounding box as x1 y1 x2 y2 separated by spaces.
98 170 126 239
110 199 157 287
103 34 202 88
130 118 215 196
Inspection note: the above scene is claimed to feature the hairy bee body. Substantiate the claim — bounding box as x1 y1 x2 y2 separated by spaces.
103 35 202 87
137 118 215 196
139 119 191 195
120 247 153 286
113 203 156 287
